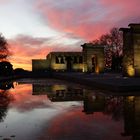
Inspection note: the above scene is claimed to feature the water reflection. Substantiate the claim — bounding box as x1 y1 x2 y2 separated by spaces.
32 82 139 140
0 82 14 123
122 96 140 140
83 94 105 114
0 81 14 90
32 83 83 102
33 83 84 102
0 79 140 140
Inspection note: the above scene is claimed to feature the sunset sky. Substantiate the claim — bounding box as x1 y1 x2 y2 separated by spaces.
0 0 139 70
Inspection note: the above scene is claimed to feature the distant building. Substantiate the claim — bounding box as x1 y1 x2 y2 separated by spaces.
32 43 105 73
120 23 140 77
32 59 49 72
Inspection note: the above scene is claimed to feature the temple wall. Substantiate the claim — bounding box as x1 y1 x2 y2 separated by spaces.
47 52 83 71
133 34 140 76
32 59 50 72
82 45 104 73
122 32 134 76
121 24 140 77
49 53 67 71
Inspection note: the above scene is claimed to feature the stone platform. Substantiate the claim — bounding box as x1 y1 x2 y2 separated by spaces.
52 72 140 93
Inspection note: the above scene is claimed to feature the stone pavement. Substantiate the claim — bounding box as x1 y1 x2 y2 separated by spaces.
52 72 140 92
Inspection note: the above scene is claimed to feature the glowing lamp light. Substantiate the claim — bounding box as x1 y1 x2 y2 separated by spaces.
82 64 87 72
127 65 135 76
82 67 86 72
95 65 99 74
127 96 134 102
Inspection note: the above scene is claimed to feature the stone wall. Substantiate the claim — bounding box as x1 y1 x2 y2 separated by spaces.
134 33 140 75
120 24 140 77
82 43 104 73
46 52 83 71
32 59 50 72
122 31 134 76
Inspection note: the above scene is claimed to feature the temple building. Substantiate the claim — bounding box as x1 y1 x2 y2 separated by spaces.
120 23 140 77
46 52 83 72
32 43 105 73
82 43 104 73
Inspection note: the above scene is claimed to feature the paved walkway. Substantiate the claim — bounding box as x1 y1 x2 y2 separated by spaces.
52 72 140 92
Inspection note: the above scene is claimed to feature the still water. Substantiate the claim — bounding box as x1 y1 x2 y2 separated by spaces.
0 78 137 140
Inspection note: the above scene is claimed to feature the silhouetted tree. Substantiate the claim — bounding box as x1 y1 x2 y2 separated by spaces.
0 61 13 76
0 34 10 60
92 28 123 71
99 34 113 68
104 96 123 121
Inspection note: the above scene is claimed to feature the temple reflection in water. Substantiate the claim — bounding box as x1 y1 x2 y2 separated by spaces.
122 96 140 140
33 83 84 101
0 81 140 140
32 83 140 140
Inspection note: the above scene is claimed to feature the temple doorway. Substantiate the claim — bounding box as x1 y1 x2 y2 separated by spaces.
66 56 72 71
91 56 97 73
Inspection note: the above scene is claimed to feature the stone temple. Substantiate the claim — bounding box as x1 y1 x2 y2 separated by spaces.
120 23 140 77
32 43 105 73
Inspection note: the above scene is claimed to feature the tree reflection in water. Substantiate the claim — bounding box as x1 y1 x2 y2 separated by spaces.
104 96 123 121
83 93 124 121
82 93 140 140
0 82 14 122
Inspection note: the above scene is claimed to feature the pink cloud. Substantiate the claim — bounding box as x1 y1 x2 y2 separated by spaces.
100 0 140 26
35 0 140 41
9 84 52 112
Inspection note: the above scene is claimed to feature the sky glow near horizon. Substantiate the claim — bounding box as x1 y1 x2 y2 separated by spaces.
0 0 139 70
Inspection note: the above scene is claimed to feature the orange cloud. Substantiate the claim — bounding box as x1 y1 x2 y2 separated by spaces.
8 35 54 70
8 35 81 70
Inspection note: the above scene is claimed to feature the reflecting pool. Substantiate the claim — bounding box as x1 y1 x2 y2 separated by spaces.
0 78 138 140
